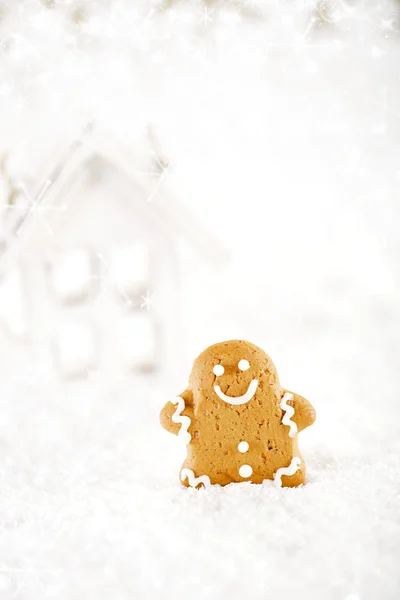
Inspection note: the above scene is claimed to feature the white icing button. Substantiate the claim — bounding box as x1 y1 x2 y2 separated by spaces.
238 359 250 371
238 441 249 453
213 364 224 376
239 464 253 478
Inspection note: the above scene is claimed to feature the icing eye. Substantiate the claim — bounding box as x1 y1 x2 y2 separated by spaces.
238 359 250 371
213 364 224 376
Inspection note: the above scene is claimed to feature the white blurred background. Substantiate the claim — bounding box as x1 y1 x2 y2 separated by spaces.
0 1 399 599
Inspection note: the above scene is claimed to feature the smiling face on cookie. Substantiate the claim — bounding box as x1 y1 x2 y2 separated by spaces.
212 359 259 405
189 340 280 408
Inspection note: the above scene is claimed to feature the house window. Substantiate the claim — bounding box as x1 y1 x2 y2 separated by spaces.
48 244 156 377
108 244 149 302
54 320 97 378
117 313 157 372
51 248 92 304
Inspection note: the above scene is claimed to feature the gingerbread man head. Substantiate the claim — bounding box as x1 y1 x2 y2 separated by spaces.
188 340 280 413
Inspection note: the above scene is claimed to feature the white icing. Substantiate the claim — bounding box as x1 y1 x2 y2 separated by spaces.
213 364 225 376
214 379 258 405
239 464 253 478
238 359 250 371
238 441 249 453
181 468 211 488
280 392 298 438
171 396 191 444
273 457 301 488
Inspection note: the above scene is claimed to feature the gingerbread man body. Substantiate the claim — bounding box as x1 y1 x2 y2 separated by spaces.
160 340 316 488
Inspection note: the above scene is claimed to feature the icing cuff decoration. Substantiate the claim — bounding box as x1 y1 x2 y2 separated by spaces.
181 468 211 488
273 457 301 488
280 392 298 437
171 396 191 444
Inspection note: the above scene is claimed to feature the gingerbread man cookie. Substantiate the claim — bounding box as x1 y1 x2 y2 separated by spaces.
160 340 316 488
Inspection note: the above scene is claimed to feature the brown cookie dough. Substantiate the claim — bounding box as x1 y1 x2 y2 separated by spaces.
160 340 316 488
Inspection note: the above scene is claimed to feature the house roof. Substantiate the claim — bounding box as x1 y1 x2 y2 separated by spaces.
0 124 228 273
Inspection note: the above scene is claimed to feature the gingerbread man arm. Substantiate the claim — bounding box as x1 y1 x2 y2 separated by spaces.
160 389 194 436
283 390 316 433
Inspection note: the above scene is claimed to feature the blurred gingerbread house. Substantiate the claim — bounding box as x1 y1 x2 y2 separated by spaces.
0 127 225 379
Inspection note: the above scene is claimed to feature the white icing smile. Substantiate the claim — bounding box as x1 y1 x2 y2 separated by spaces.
214 379 259 405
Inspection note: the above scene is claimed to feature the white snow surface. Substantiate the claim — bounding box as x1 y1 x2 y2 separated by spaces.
0 367 399 600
